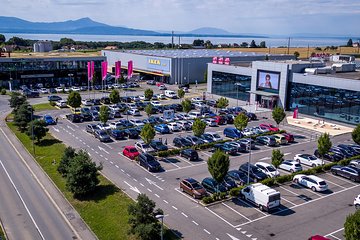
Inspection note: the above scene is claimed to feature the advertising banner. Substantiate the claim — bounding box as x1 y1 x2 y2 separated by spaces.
102 61 108 81
128 60 133 80
212 57 218 64
218 57 224 64
91 61 95 80
146 57 170 72
115 61 121 79
87 61 91 81
224 58 230 65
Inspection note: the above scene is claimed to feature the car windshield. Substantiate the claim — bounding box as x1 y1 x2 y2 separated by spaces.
266 166 276 171
213 134 221 138
142 144 150 149
192 182 202 189
129 148 137 153
309 156 317 160
319 181 327 186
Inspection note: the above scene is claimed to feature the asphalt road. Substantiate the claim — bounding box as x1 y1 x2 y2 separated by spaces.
0 95 76 240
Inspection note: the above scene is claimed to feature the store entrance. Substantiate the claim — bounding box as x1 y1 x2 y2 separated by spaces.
257 95 278 109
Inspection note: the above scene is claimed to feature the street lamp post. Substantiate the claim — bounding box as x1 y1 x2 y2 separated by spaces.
247 143 251 184
155 215 164 240
68 73 74 87
28 107 35 155
234 83 240 107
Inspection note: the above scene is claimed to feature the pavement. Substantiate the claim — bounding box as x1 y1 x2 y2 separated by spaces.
0 95 96 240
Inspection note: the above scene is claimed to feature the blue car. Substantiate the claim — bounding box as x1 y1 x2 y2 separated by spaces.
43 115 56 125
223 127 242 139
154 124 170 134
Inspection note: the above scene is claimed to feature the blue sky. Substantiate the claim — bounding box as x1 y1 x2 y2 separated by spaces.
2 0 360 35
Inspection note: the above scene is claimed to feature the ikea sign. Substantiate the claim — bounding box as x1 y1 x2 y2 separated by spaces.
147 57 170 72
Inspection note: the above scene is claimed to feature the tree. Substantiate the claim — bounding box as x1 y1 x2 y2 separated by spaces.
344 209 360 240
99 105 110 124
144 88 154 101
294 51 300 59
58 146 77 177
250 40 257 48
347 38 353 47
205 40 213 49
216 97 229 110
317 133 332 165
192 118 206 137
60 37 76 47
13 103 32 132
181 99 192 113
272 106 286 126
177 89 185 99
271 149 284 168
0 34 5 44
7 37 29 46
109 89 120 104
145 104 153 118
128 194 162 240
140 123 156 144
9 91 27 111
26 120 48 143
240 42 249 48
66 150 102 197
193 39 205 46
67 91 81 110
259 41 266 48
208 149 230 190
234 113 249 131
352 124 360 145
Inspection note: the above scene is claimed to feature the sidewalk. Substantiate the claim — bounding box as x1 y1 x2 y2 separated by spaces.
0 114 97 240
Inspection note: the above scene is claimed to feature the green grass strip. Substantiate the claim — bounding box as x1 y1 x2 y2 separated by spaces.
32 103 57 112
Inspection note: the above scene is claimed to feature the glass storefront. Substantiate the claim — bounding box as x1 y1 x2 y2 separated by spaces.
211 71 251 101
288 82 360 125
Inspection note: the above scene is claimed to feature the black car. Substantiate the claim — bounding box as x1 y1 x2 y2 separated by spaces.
314 149 343 162
246 112 257 121
124 128 139 139
223 114 234 124
150 140 168 151
256 136 277 146
180 149 199 161
168 104 183 112
86 124 99 134
200 134 215 143
81 109 92 121
239 163 268 182
48 95 62 101
66 114 83 123
330 147 354 158
90 106 100 112
110 110 122 118
201 177 227 194
179 83 190 89
138 153 161 172
212 143 238 155
109 129 127 140
331 165 360 182
227 170 253 185
337 144 360 155
173 137 192 148
23 89 40 98
90 111 100 121
94 130 112 142
120 96 132 103
222 175 237 190
92 99 101 105
100 97 111 104
116 103 128 112
118 119 134 128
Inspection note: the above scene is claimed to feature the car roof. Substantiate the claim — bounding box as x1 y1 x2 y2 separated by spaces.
255 162 271 167
184 178 198 183
125 145 136 149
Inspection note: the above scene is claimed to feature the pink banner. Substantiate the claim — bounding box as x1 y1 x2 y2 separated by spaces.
115 61 121 79
127 60 133 80
91 61 95 81
218 57 224 64
293 106 299 119
224 58 230 65
102 61 108 81
87 61 91 81
212 57 218 64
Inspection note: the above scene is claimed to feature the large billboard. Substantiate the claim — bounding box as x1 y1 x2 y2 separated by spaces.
257 70 280 91
146 57 170 72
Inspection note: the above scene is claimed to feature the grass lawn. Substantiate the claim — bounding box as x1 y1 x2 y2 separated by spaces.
32 103 57 112
7 122 179 240
0 225 5 240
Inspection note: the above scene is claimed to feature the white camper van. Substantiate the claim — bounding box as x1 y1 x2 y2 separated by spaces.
240 183 280 212
164 90 177 99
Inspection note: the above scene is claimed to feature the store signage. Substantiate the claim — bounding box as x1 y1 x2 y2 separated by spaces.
218 57 224 64
212 57 218 64
21 74 54 78
147 57 170 72
224 58 230 65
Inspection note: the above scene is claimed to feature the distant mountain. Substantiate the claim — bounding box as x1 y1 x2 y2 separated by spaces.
187 27 233 35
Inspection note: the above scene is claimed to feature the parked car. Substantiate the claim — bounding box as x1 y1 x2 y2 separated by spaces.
330 165 360 182
255 136 277 146
124 128 139 139
66 114 83 123
293 174 328 192
282 132 295 143
94 130 112 142
135 141 154 153
100 97 111 104
314 149 343 162
43 115 56 125
238 138 256 150
180 149 199 161
138 153 161 172
212 143 238 155
200 134 215 143
56 100 68 108
337 144 360 155
177 121 192 131
294 154 323 167
201 177 227 194
225 141 247 152
349 159 360 169
204 118 218 127
214 115 227 125
154 124 170 134
48 95 62 101
239 163 268 182
123 146 139 160
173 137 192 148
97 123 111 131
204 132 223 142
278 160 302 173
259 123 280 132
185 135 205 145
129 119 145 127
167 122 181 132
272 134 288 145
180 178 207 199
223 127 242 139
255 162 280 178
109 129 126 140
240 183 281 212
86 124 99 134
354 194 360 210
150 140 168 151
222 175 237 190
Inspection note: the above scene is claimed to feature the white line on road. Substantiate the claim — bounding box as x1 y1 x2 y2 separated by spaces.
163 200 169 204
284 152 292 156
121 169 125 172
115 165 119 168
281 197 297 206
237 198 268 216
126 173 130 177
259 157 270 161
104 157 108 161
181 212 188 218
140 183 144 187
145 177 164 191
203 229 211 234
110 161 114 164
205 207 235 228
222 203 251 221
325 173 357 186
133 178 138 182
324 228 344 237
324 178 346 189
147 188 152 192
154 194 160 198
279 186 299 196
172 205 178 210
192 220 199 226
103 143 113 150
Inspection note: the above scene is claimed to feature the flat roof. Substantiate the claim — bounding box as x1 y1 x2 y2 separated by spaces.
1 51 101 59
108 49 272 58
322 71 360 80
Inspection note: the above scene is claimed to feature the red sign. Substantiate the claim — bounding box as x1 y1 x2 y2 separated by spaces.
218 57 224 64
212 57 218 64
224 58 230 65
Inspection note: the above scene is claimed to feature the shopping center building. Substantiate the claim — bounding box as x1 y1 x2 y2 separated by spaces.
102 49 293 84
207 56 360 125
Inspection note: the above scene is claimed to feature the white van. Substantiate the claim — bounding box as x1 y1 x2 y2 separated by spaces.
164 90 177 99
240 183 280 212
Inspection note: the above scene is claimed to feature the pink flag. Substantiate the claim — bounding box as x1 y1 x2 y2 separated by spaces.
212 57 218 64
115 61 121 79
218 57 224 64
102 61 108 81
128 60 133 80
293 106 299 119
87 62 91 81
91 61 95 81
224 58 230 65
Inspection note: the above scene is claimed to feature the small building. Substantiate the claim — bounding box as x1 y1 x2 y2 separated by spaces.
33 41 53 52
104 46 118 50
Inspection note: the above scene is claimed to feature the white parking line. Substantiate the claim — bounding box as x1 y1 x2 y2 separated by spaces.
192 220 199 226
324 179 346 189
163 200 169 204
324 228 344 239
222 203 251 221
279 186 299 196
161 158 181 168
205 207 236 228
177 156 195 166
181 212 188 218
174 188 200 203
166 162 207 172
147 188 152 192
203 229 211 234
324 173 357 186
154 194 160 198
281 197 297 206
303 187 322 197
172 205 178 210
236 198 268 216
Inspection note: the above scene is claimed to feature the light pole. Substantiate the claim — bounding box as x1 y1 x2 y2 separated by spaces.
155 214 164 240
68 73 74 87
234 82 241 107
247 143 251 184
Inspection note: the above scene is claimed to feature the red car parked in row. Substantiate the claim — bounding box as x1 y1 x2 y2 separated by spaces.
282 132 295 143
123 146 139 160
259 123 280 132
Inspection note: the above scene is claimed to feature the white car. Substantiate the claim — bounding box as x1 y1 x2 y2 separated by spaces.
205 132 223 141
56 100 67 108
255 162 280 178
294 154 323 167
176 121 192 131
158 94 167 100
188 112 201 119
129 119 145 127
131 96 140 102
193 102 206 109
167 122 180 132
71 86 81 92
242 128 255 137
97 123 111 131
151 101 162 107
109 104 120 111
204 118 218 127
278 160 303 173
82 99 94 106
349 159 360 169
55 87 64 93
135 141 154 153
126 103 137 109
159 84 167 90
293 174 328 192
139 95 146 100
354 194 360 209
109 122 123 129
127 109 141 116
39 88 48 94
112 84 121 89
191 97 203 102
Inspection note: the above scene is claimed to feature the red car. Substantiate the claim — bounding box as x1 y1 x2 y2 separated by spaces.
123 146 139 160
213 115 227 125
259 123 279 132
282 132 294 143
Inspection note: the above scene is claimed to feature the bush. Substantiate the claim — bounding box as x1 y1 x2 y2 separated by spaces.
229 187 244 197
261 178 276 187
275 174 294 184
219 192 227 200
202 196 215 204
0 89 6 95
49 101 56 106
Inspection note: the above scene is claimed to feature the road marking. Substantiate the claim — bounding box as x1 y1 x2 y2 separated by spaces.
163 200 169 204
115 165 119 168
279 185 299 196
53 127 60 132
121 169 125 172
95 151 99 154
205 207 235 228
324 178 346 189
145 177 164 191
154 194 160 198
303 187 322 197
104 157 108 161
192 220 199 226
281 197 297 206
284 152 292 156
67 125 75 132
147 188 152 193
110 161 114 164
161 158 181 168
133 178 138 182
75 137 79 140
222 203 251 221
324 228 344 238
324 173 357 186
236 198 268 216
200 151 212 157
103 143 113 150
123 181 141 194
203 229 211 234
100 154 103 158
165 161 207 172
259 157 270 161
140 183 144 187
177 156 195 166
174 188 200 203
126 173 130 177
181 212 188 218
0 160 46 240
172 205 178 210
98 146 110 155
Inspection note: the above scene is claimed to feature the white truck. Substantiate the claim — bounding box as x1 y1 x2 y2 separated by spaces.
164 90 177 99
240 183 281 212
